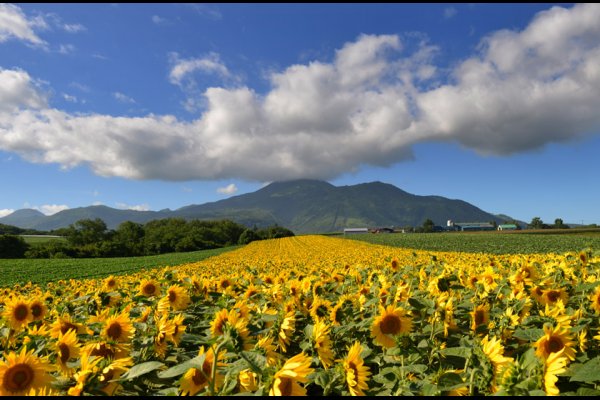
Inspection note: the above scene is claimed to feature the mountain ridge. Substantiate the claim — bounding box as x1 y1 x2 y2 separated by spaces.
0 179 518 233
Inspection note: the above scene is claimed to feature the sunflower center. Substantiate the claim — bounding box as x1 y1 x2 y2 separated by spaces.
106 322 123 340
474 310 486 326
545 336 564 354
61 322 78 335
546 291 559 303
14 304 29 322
277 377 293 396
220 280 230 289
91 343 115 358
168 290 177 303
59 343 70 364
380 314 401 335
191 364 211 386
3 364 34 392
30 304 43 319
107 279 116 287
143 283 156 296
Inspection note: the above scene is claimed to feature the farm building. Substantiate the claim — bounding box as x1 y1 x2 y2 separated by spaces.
343 228 369 235
371 227 395 233
451 222 496 231
497 224 518 231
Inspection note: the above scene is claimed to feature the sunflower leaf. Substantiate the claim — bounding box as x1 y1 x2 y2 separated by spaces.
120 361 165 381
512 328 544 342
440 347 471 358
570 357 600 383
156 354 207 379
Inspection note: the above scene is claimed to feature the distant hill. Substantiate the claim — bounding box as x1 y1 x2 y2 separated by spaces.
0 179 515 233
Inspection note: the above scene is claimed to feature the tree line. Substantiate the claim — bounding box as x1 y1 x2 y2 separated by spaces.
0 218 294 259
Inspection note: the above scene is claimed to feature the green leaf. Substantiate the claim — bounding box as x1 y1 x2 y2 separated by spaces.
437 372 465 390
440 347 471 358
240 351 268 374
120 361 165 381
512 328 544 342
576 387 600 396
157 354 206 379
570 356 600 383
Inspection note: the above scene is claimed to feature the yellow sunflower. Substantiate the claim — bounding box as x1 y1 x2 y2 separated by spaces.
371 305 412 348
98 357 133 395
102 312 135 343
179 346 225 396
535 324 576 361
342 341 371 396
67 352 101 396
268 352 314 396
103 275 118 292
470 304 490 332
481 335 513 381
278 310 296 353
164 285 191 311
544 349 567 396
0 347 53 396
210 309 231 337
50 313 90 338
2 296 32 331
239 368 259 392
29 297 47 322
309 297 332 322
312 320 334 369
590 286 600 314
541 288 568 306
256 335 281 366
55 329 81 376
139 279 161 297
171 314 187 347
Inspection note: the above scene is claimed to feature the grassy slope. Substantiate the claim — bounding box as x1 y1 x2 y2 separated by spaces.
0 246 241 287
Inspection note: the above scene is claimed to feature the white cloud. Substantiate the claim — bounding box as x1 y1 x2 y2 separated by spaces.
444 7 457 19
115 202 150 211
1 4 600 183
0 3 46 46
0 68 47 112
58 43 75 54
35 204 69 215
0 209 15 218
151 15 167 25
217 183 238 195
168 52 238 88
113 92 136 104
63 23 86 33
92 201 103 206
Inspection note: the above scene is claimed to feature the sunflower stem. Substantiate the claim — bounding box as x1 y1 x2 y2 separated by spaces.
209 339 225 396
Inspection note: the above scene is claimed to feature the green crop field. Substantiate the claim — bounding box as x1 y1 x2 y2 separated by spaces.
342 231 600 254
0 246 240 287
20 235 68 246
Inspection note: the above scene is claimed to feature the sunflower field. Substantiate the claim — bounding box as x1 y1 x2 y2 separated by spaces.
1 235 600 396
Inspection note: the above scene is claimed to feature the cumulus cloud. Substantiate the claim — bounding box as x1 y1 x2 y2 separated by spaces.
35 204 69 215
217 183 238 195
168 52 235 87
0 209 15 218
0 68 47 112
1 4 600 183
0 3 46 46
115 202 150 211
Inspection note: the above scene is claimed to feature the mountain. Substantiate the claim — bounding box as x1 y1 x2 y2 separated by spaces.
0 179 513 233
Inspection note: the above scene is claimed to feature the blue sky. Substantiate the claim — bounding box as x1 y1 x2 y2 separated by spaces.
1 3 599 225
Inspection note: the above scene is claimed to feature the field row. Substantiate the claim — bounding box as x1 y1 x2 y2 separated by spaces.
345 231 600 254
1 236 599 396
0 247 239 287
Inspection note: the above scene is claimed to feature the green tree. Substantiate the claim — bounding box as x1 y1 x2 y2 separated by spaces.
422 218 435 233
66 218 108 246
113 221 145 256
0 234 29 258
238 228 260 245
529 217 544 230
553 218 569 229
